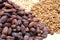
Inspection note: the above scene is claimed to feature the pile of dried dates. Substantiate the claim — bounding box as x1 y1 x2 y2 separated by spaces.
0 0 53 40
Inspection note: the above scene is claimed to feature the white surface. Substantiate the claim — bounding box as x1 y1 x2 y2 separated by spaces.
44 33 60 40
12 0 39 11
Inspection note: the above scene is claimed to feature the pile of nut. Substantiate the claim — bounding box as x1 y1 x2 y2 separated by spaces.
0 0 53 40
31 0 60 33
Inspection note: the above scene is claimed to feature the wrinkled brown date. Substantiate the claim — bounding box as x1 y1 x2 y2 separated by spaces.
2 27 9 35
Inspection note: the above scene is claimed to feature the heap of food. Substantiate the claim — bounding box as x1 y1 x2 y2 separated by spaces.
0 0 53 40
31 0 60 33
